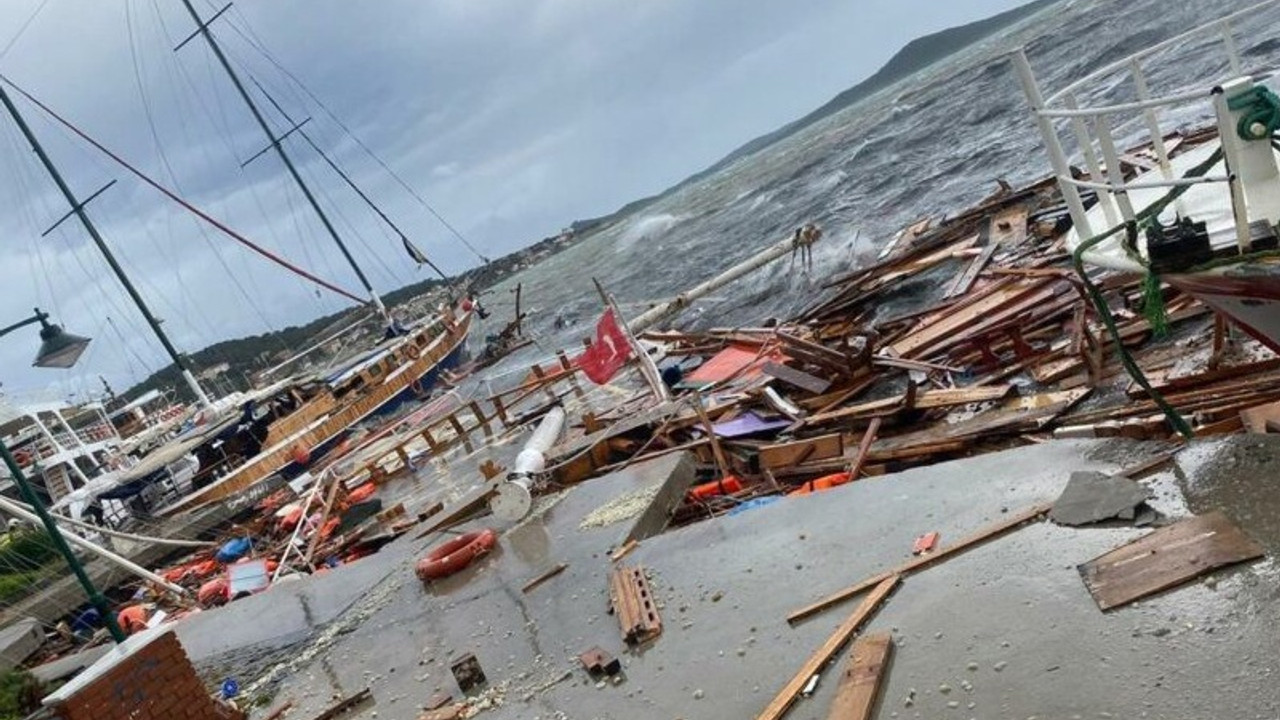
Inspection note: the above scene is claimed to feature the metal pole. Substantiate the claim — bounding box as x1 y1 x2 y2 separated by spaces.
176 0 391 323
625 230 820 333
0 439 127 642
0 86 214 411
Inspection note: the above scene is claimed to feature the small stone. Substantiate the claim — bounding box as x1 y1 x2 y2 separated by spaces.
947 701 960 708
710 591 724 603
693 689 705 700
993 661 1007 672
595 681 606 689
736 648 746 657
939 684 952 695
966 661 979 671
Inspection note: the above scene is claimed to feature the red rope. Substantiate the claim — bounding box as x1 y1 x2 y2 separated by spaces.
0 75 369 307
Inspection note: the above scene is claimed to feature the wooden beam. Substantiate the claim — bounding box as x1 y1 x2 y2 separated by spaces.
847 417 881 479
521 563 568 594
759 434 845 470
756 576 899 720
764 362 832 394
787 503 1050 624
826 633 894 720
692 394 731 479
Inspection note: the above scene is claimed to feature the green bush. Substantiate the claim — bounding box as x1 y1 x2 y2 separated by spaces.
0 530 58 573
0 669 44 720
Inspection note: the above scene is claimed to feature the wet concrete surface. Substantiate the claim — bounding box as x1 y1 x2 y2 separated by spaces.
191 435 1280 719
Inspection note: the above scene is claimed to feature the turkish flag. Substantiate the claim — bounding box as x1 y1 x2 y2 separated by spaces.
575 308 633 384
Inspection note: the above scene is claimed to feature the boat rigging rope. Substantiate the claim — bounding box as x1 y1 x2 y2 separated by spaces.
0 74 371 308
1070 146 1225 440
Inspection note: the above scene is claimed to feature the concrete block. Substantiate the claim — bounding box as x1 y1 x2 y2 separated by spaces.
0 617 44 671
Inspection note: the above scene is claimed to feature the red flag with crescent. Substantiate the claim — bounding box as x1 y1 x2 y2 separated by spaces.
575 308 633 384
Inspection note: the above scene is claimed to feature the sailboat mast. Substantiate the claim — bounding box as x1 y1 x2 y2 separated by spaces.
176 0 392 323
0 85 214 411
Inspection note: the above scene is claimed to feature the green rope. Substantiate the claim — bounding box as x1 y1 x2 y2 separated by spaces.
1140 270 1169 339
1068 146 1224 440
1227 85 1280 141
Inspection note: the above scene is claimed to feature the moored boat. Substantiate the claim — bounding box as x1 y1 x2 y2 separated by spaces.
1016 0 1280 352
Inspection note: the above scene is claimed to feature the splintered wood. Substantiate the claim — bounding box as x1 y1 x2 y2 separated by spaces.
757 576 900 720
610 564 662 645
1080 511 1264 610
827 633 895 720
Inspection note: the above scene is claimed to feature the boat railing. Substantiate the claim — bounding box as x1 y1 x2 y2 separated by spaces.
1013 0 1280 254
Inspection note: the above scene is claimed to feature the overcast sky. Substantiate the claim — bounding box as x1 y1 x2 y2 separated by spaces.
0 0 1028 400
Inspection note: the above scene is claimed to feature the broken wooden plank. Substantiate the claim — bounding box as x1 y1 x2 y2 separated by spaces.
610 539 639 562
758 576 900 720
848 418 881 479
521 563 568 594
826 633 894 720
788 503 1050 624
869 388 1091 458
945 242 998 299
803 385 1015 427
759 434 845 470
988 204 1029 247
1239 400 1280 434
312 689 372 720
764 361 833 394
1080 510 1264 611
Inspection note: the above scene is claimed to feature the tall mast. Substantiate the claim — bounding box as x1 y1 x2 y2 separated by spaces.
176 0 392 324
0 86 214 411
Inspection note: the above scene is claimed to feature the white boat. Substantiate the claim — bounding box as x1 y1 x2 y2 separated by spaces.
1015 0 1280 352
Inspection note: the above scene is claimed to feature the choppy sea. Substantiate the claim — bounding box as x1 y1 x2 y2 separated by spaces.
468 0 1280 383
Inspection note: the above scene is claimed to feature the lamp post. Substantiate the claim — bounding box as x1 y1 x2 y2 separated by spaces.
0 308 126 642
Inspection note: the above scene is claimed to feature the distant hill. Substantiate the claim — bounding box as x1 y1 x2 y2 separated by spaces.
573 0 1057 231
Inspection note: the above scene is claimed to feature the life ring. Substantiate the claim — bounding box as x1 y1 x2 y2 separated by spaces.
416 528 498 582
12 450 30 466
406 343 421 360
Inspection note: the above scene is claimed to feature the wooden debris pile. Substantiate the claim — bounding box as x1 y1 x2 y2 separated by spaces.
541 131 1280 527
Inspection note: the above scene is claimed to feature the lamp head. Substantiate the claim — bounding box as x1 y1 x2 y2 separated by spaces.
33 314 91 369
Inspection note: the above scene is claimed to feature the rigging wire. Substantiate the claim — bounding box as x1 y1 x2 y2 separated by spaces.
125 0 283 349
123 0 221 348
0 0 50 61
248 74 452 283
213 7 491 265
0 74 371 306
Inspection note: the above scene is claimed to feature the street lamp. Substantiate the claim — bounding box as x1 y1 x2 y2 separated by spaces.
0 308 125 642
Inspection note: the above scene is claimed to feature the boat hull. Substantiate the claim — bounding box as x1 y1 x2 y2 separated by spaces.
1168 263 1280 354
159 309 473 515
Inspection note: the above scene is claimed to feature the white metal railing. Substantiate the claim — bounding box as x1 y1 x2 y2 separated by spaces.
1014 0 1280 253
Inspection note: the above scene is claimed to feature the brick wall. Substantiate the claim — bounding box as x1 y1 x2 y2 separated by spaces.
44 629 244 720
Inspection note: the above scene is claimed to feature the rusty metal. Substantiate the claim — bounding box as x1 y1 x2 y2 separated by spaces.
579 646 622 676
450 653 487 693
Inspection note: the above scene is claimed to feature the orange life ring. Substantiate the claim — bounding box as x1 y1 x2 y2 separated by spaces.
416 528 498 582
406 343 422 360
12 450 30 466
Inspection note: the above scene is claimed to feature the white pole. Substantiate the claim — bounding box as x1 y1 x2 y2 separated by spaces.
43 505 213 549
490 406 565 521
0 494 190 596
626 229 820 333
1012 49 1094 239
